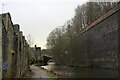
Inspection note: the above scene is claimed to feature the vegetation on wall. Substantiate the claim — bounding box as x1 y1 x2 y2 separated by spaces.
46 2 117 65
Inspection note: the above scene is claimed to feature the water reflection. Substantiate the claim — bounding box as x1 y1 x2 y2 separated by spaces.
41 62 118 78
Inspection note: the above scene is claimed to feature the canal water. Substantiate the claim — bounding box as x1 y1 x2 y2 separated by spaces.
41 62 118 78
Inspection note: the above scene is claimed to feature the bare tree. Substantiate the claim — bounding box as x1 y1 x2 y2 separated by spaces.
26 34 34 47
46 2 117 66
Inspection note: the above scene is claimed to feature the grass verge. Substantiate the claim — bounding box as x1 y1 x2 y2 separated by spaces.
47 72 59 78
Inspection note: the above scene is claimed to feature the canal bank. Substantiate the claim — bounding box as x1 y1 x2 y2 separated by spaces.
41 62 119 78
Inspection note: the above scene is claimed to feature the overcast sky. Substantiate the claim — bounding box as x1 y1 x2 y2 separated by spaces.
0 0 89 49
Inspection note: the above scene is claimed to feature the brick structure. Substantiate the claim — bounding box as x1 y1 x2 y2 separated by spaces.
2 13 15 77
35 45 41 61
1 13 32 78
74 3 120 69
31 45 41 61
0 14 2 79
52 3 119 69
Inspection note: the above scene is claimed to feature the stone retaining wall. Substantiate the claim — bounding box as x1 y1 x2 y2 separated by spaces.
1 13 32 78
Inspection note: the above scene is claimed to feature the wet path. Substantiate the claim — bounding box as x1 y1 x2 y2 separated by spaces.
30 65 50 79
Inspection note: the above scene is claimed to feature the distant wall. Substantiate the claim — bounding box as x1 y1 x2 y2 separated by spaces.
56 3 120 69
74 3 120 69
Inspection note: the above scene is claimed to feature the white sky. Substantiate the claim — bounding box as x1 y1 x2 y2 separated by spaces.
0 0 89 49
